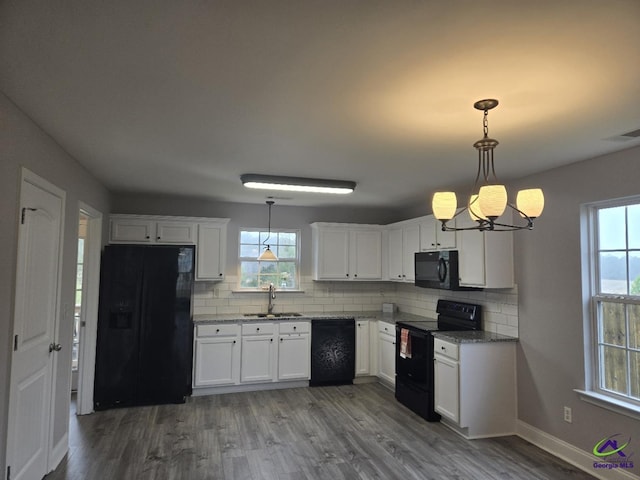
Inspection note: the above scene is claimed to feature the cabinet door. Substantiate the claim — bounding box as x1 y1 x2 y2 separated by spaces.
316 229 350 280
355 320 370 376
352 230 382 280
110 218 154 243
241 336 276 383
278 334 310 380
388 228 404 281
457 214 485 287
402 224 420 282
156 221 196 244
193 337 239 386
197 223 225 280
421 215 456 250
434 354 460 423
378 333 396 386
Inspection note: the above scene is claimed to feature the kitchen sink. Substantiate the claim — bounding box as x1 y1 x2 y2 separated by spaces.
243 312 303 318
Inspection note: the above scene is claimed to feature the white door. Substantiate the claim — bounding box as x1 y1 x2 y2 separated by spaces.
7 170 65 480
277 335 310 380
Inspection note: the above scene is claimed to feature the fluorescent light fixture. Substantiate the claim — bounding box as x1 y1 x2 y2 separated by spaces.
241 174 356 195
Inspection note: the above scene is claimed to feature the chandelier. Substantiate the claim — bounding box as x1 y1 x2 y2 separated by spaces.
431 99 544 231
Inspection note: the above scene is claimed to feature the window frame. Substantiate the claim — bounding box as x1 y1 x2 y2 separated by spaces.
237 227 301 291
584 196 640 410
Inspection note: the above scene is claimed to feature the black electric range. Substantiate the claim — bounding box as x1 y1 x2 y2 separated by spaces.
395 299 482 421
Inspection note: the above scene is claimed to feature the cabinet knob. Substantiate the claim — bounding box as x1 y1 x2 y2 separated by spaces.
145 235 150 239
354 274 357 278
441 346 446 350
270 338 273 342
280 338 283 342
256 327 260 331
157 236 161 240
397 275 402 278
293 326 297 330
431 243 435 246
216 328 220 333
233 340 236 344
219 273 223 276
346 273 349 277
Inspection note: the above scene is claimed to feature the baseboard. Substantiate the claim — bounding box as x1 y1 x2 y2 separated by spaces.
517 420 639 480
48 432 69 473
192 380 309 396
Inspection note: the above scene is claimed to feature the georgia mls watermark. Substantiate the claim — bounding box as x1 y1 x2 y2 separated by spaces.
592 434 634 470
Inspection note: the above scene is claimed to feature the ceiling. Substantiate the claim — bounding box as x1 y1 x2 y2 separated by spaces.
1 0 639 209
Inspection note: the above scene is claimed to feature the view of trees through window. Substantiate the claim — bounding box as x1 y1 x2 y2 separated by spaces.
239 230 299 290
594 203 640 402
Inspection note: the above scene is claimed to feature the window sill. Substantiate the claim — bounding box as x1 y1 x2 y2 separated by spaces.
574 389 640 421
231 289 306 294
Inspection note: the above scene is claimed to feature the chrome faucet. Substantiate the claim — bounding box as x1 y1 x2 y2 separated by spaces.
267 283 276 314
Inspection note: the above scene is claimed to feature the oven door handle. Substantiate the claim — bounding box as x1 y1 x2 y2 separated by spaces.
437 257 447 282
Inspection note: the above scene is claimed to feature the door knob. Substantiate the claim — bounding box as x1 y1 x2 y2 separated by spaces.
49 343 62 353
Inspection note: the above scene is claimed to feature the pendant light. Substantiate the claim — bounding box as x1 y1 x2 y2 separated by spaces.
258 200 278 261
432 99 544 231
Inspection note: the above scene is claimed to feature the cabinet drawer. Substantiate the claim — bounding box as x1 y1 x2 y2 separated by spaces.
378 321 395 336
196 323 239 337
434 338 459 361
279 321 310 334
242 323 276 335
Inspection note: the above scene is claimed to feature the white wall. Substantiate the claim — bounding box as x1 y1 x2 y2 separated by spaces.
513 145 640 477
0 92 111 474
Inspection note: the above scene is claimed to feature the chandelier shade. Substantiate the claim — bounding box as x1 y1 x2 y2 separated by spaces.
258 200 278 261
430 99 544 231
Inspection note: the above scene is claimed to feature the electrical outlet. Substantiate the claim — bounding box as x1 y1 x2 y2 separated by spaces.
563 406 572 423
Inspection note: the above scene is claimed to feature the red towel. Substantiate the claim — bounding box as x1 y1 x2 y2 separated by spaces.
400 328 412 359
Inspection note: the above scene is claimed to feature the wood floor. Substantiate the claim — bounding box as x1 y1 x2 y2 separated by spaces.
47 383 595 480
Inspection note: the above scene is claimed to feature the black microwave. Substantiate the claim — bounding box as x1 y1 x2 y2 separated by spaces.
414 250 478 290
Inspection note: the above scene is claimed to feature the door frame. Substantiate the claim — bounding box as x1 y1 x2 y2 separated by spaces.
75 202 103 415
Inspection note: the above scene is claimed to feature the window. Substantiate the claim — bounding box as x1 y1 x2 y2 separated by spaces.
587 200 640 406
239 229 299 290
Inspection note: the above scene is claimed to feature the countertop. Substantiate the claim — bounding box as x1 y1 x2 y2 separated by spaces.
193 310 435 324
193 311 518 344
432 330 518 344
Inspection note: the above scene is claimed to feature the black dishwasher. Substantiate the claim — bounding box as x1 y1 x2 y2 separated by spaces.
310 319 355 386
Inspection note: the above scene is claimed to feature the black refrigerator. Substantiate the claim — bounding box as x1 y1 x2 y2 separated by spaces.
94 245 194 410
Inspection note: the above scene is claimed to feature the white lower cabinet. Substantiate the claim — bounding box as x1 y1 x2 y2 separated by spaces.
193 321 310 392
278 321 311 381
193 324 240 386
377 321 396 386
241 323 276 383
434 337 516 438
355 320 371 376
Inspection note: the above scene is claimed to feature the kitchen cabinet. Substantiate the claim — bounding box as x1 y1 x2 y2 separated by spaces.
355 320 371 376
387 222 419 282
434 337 516 439
377 321 396 387
241 323 277 383
310 223 382 281
109 214 229 281
455 211 514 288
196 222 226 281
193 324 240 387
277 321 311 381
419 215 456 251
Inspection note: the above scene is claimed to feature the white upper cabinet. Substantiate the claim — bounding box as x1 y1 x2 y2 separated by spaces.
196 223 226 281
387 221 419 282
456 210 514 288
110 217 155 243
109 214 229 281
419 215 456 251
311 223 382 281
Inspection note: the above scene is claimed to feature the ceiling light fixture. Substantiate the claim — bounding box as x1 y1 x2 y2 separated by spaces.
257 200 278 261
241 174 356 195
431 99 544 231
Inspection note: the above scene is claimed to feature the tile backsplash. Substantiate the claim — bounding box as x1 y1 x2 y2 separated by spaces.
193 277 519 337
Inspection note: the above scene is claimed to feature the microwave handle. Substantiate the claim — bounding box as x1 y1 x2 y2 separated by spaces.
437 257 447 282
